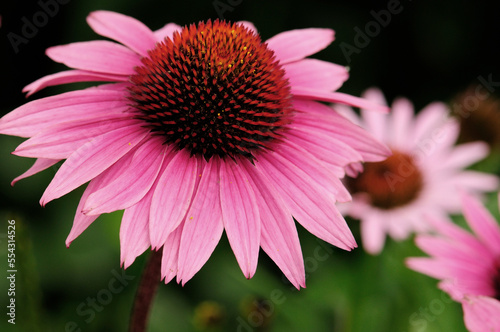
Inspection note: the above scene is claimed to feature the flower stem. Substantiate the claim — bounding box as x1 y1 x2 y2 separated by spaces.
129 248 163 332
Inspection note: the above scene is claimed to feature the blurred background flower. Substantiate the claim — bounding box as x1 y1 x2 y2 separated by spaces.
1 1 500 332
337 88 498 254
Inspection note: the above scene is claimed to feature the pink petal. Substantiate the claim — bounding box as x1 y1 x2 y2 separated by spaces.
220 159 261 279
242 162 305 289
87 10 157 56
360 213 387 254
40 123 148 205
276 141 351 202
284 59 348 92
120 196 153 269
389 98 414 148
411 102 449 144
462 192 500 255
443 141 489 169
83 137 167 215
66 154 134 246
293 100 391 162
11 158 60 186
149 149 199 250
256 147 356 251
46 40 142 76
415 235 492 267
292 87 390 113
161 224 184 284
23 70 126 96
360 89 389 142
266 28 334 64
462 296 500 332
0 88 128 137
154 23 182 41
452 171 500 193
406 257 451 280
13 117 134 159
177 157 224 285
286 129 361 175
427 215 486 254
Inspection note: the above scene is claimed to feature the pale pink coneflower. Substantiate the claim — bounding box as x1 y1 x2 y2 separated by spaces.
336 88 498 254
407 193 500 332
0 11 390 288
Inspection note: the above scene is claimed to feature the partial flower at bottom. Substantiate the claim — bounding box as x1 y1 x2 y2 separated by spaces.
407 193 500 332
0 11 390 288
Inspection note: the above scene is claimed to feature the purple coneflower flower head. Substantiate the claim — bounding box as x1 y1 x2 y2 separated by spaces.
0 11 390 288
407 193 500 332
337 88 498 254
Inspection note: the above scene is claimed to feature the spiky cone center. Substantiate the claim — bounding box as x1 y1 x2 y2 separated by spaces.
346 150 424 209
128 20 293 161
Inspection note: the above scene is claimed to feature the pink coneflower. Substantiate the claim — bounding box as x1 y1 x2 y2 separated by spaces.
407 193 500 332
336 89 498 254
0 11 390 288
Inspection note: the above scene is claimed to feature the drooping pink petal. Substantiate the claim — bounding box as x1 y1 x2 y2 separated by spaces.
462 296 500 332
13 117 135 159
220 159 261 279
461 192 500 255
256 147 356 251
40 123 148 205
154 22 182 41
149 149 199 250
177 157 224 285
285 129 361 175
120 196 152 269
46 40 142 76
11 158 60 186
161 224 184 284
284 59 348 92
83 137 167 215
276 141 351 202
87 10 157 57
292 87 390 113
242 162 305 289
266 28 334 64
23 70 127 96
293 100 391 161
0 88 128 137
66 153 135 247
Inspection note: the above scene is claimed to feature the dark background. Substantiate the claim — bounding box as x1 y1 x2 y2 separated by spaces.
0 1 499 332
